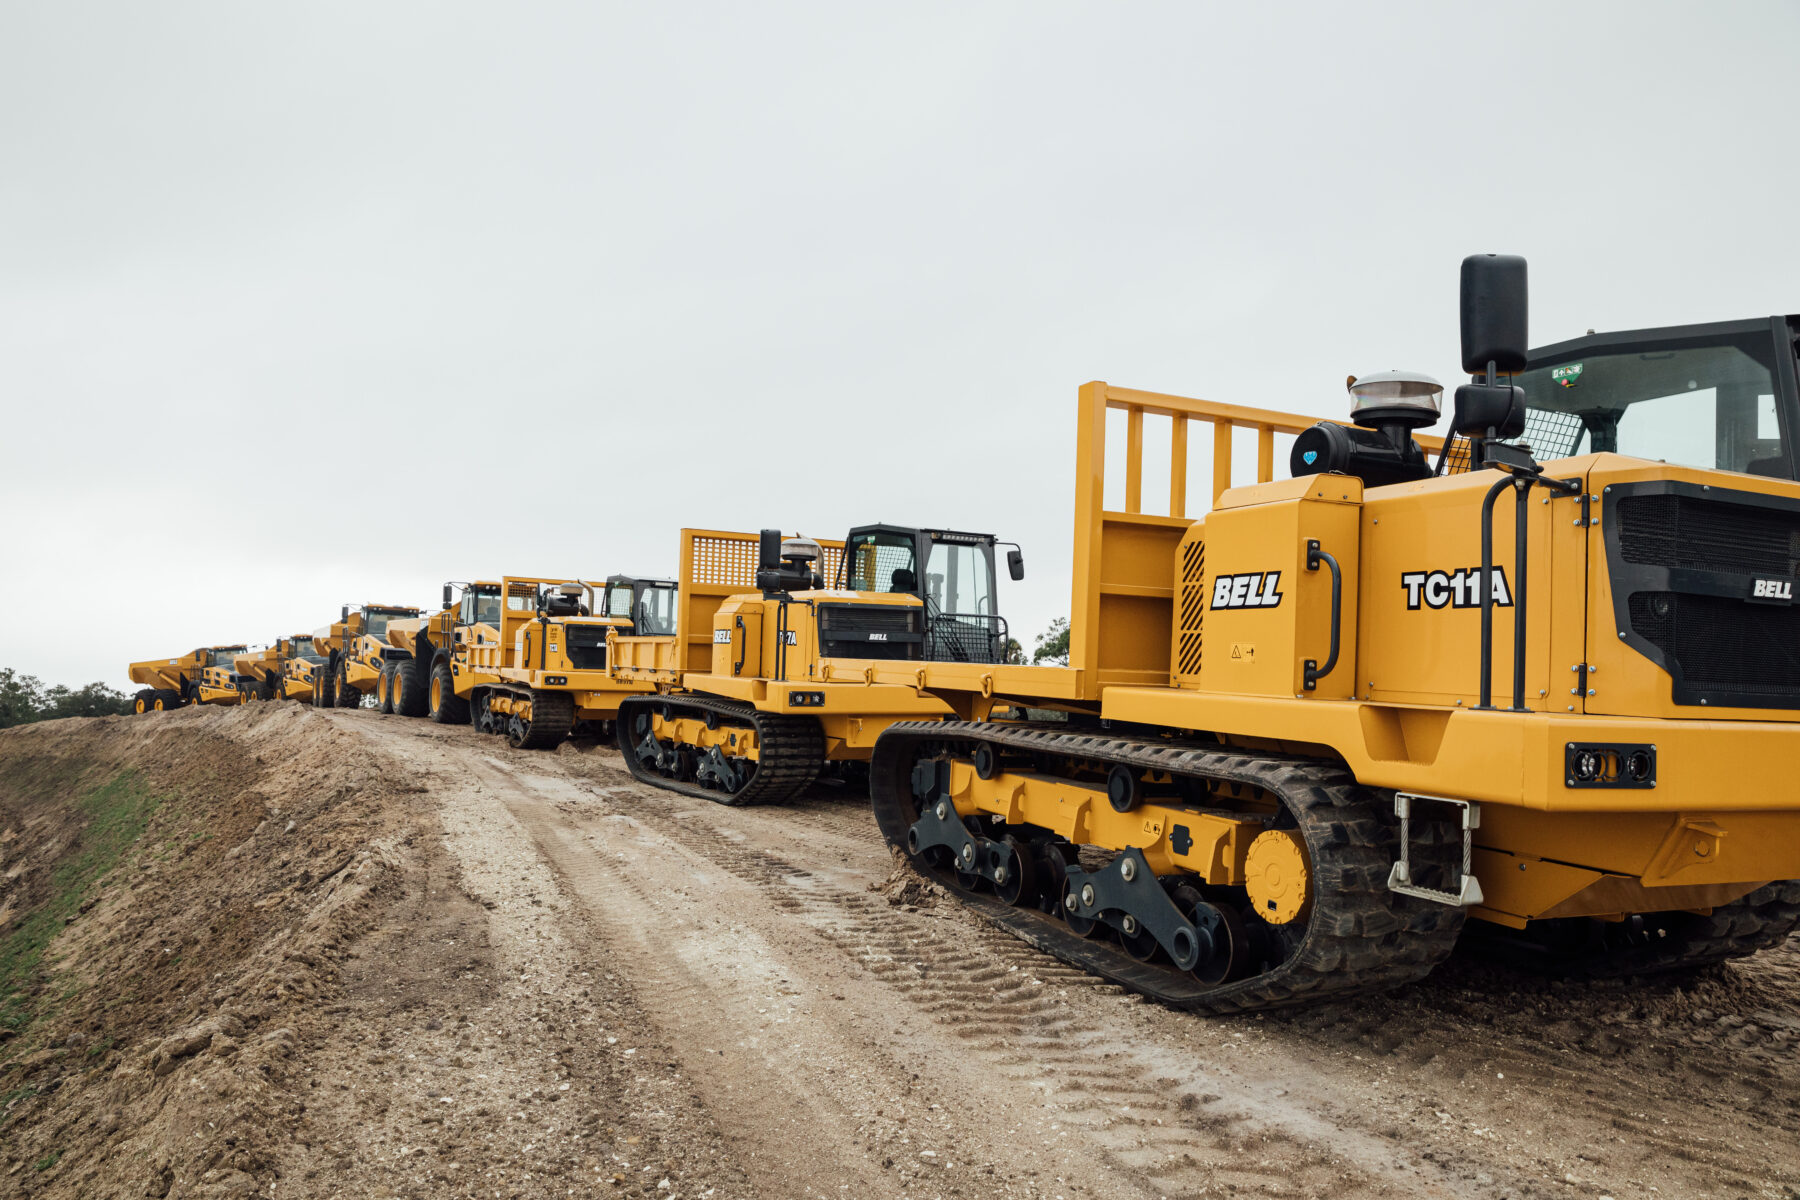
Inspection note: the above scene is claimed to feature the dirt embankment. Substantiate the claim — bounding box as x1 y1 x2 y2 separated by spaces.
0 706 745 1199
0 705 404 1195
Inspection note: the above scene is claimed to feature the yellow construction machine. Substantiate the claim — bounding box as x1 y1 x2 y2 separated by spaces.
611 526 1023 803
396 576 663 747
816 255 1800 1012
233 636 325 703
128 646 250 713
310 604 420 710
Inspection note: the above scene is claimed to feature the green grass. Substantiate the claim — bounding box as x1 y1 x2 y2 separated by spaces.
0 770 162 1046
33 1149 60 1172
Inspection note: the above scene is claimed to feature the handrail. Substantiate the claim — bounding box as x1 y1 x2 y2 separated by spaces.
1101 384 1447 513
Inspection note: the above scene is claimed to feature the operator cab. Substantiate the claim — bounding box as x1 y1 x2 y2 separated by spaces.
1511 317 1798 480
604 575 678 636
284 636 324 663
837 524 1025 663
356 607 418 639
451 583 506 631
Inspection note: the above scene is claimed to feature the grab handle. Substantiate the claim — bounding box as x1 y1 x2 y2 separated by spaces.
734 615 747 676
1303 539 1341 692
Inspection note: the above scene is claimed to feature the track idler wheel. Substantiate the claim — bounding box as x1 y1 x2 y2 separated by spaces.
1170 882 1251 986
992 834 1039 908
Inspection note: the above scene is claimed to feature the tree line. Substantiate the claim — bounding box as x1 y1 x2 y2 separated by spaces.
0 669 135 730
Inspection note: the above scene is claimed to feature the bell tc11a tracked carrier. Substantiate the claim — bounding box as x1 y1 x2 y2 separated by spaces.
844 255 1800 1012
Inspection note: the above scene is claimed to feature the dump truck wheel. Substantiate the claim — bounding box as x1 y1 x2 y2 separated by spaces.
376 663 397 714
133 690 154 715
395 659 428 718
428 660 471 725
336 667 359 709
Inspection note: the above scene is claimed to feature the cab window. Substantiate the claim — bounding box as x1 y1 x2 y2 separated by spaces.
844 531 919 593
924 542 994 616
634 584 677 635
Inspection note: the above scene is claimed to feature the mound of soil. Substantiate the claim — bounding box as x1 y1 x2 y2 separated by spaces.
0 704 406 1196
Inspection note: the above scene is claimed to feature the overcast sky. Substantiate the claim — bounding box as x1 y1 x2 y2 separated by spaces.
5 2 1799 690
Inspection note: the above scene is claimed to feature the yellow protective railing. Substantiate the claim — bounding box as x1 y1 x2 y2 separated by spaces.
1102 383 1448 511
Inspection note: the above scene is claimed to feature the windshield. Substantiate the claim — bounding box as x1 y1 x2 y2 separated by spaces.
844 531 919 593
209 647 245 666
288 638 323 663
362 609 411 637
924 540 995 616
1517 331 1788 477
635 584 677 635
462 587 503 627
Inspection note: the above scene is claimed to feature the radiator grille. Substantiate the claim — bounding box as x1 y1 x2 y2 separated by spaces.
1618 493 1800 578
1628 592 1800 700
1177 536 1206 677
563 623 609 670
817 603 922 661
1609 484 1800 708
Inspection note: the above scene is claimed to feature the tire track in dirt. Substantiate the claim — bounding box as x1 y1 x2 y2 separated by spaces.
350 716 1800 1200
453 744 1447 1198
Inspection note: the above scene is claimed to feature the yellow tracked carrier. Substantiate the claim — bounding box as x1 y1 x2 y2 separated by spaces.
848 255 1800 1011
611 525 1026 804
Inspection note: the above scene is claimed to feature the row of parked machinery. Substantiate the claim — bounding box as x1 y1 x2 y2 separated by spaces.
125 257 1800 1011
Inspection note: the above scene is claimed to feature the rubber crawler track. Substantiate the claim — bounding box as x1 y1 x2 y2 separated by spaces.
479 686 576 749
616 693 824 806
871 720 1467 1014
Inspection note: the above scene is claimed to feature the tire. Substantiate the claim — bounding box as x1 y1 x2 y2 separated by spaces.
133 690 155 715
428 659 471 725
394 657 428 718
314 669 335 708
258 678 276 702
336 665 359 710
376 662 397 714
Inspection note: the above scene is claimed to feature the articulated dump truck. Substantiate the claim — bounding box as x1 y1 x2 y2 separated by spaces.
804 254 1800 1013
613 526 1026 804
232 636 326 703
310 604 421 710
129 646 250 713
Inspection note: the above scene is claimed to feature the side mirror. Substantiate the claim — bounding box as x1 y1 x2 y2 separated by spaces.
1007 549 1025 581
1451 380 1527 440
442 583 452 609
1459 254 1529 376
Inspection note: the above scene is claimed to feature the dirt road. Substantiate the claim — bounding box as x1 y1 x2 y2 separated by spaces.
4 705 1797 1199
346 711 1800 1200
